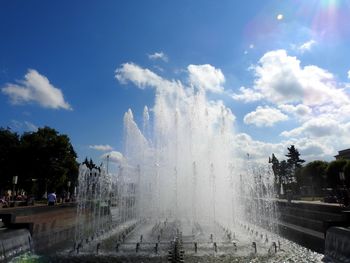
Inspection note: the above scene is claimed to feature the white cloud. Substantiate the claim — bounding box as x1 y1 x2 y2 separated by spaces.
295 138 332 159
188 64 225 93
89 144 113 151
10 120 38 132
24 121 38 131
278 104 311 118
101 151 125 164
234 133 285 162
234 132 337 162
231 86 263 102
115 63 186 98
298 40 316 53
281 117 341 138
348 70 350 79
251 49 349 106
148 51 168 62
116 63 168 89
116 62 225 95
1 69 71 110
153 65 164 72
243 106 288 127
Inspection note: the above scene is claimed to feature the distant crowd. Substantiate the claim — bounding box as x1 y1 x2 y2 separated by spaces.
0 191 73 208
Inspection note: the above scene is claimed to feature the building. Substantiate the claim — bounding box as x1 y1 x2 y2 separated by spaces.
334 148 350 160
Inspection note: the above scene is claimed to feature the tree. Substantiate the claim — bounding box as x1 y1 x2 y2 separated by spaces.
20 127 79 197
343 161 350 188
279 160 290 185
285 145 305 183
300 160 328 195
269 153 284 193
269 153 279 181
82 157 99 170
0 128 20 193
326 160 347 188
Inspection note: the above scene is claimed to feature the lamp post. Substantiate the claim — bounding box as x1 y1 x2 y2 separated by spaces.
106 154 110 175
12 176 18 200
67 181 71 201
339 172 346 206
31 178 37 198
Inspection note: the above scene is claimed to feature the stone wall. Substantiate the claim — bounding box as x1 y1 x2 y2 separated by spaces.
276 200 349 253
0 204 77 252
325 227 350 263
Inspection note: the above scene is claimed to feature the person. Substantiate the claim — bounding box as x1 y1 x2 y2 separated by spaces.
47 191 57 206
0 196 8 208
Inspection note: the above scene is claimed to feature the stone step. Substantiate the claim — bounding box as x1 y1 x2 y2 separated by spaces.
277 220 325 253
280 214 324 233
280 206 345 222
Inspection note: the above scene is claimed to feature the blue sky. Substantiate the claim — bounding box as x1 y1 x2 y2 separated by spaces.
1 0 350 165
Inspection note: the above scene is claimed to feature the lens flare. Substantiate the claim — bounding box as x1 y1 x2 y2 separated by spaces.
319 0 339 9
293 0 350 41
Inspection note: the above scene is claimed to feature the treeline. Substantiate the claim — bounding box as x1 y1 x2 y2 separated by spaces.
270 145 350 196
0 127 79 198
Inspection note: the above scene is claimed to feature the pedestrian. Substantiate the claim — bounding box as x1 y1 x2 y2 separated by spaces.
47 191 57 206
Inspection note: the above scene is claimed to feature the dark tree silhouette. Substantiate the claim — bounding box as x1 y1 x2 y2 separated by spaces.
326 160 347 188
299 160 328 195
279 160 290 185
0 128 20 193
82 157 99 170
285 145 305 183
343 161 350 188
19 127 78 197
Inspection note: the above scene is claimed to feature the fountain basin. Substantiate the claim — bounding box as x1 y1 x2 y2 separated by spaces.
325 227 350 263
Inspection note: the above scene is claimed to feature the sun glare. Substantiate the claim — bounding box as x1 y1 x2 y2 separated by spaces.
293 0 350 40
320 0 339 8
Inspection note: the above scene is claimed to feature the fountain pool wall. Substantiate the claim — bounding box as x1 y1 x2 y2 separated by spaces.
0 228 32 261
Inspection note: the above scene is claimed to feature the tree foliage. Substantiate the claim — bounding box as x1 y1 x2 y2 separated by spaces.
269 153 280 183
279 160 290 184
0 128 20 190
270 145 350 197
82 157 99 170
343 161 350 188
270 145 306 194
0 126 79 197
326 160 347 188
285 145 305 183
299 160 328 194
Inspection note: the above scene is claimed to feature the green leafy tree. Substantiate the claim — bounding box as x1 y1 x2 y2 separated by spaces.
279 160 290 185
82 157 99 170
327 160 347 188
0 128 20 193
20 127 79 197
343 161 350 188
285 145 305 183
300 160 328 195
269 153 280 182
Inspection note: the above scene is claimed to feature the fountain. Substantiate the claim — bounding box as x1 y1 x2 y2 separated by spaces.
121 89 249 226
74 165 113 245
10 74 327 263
